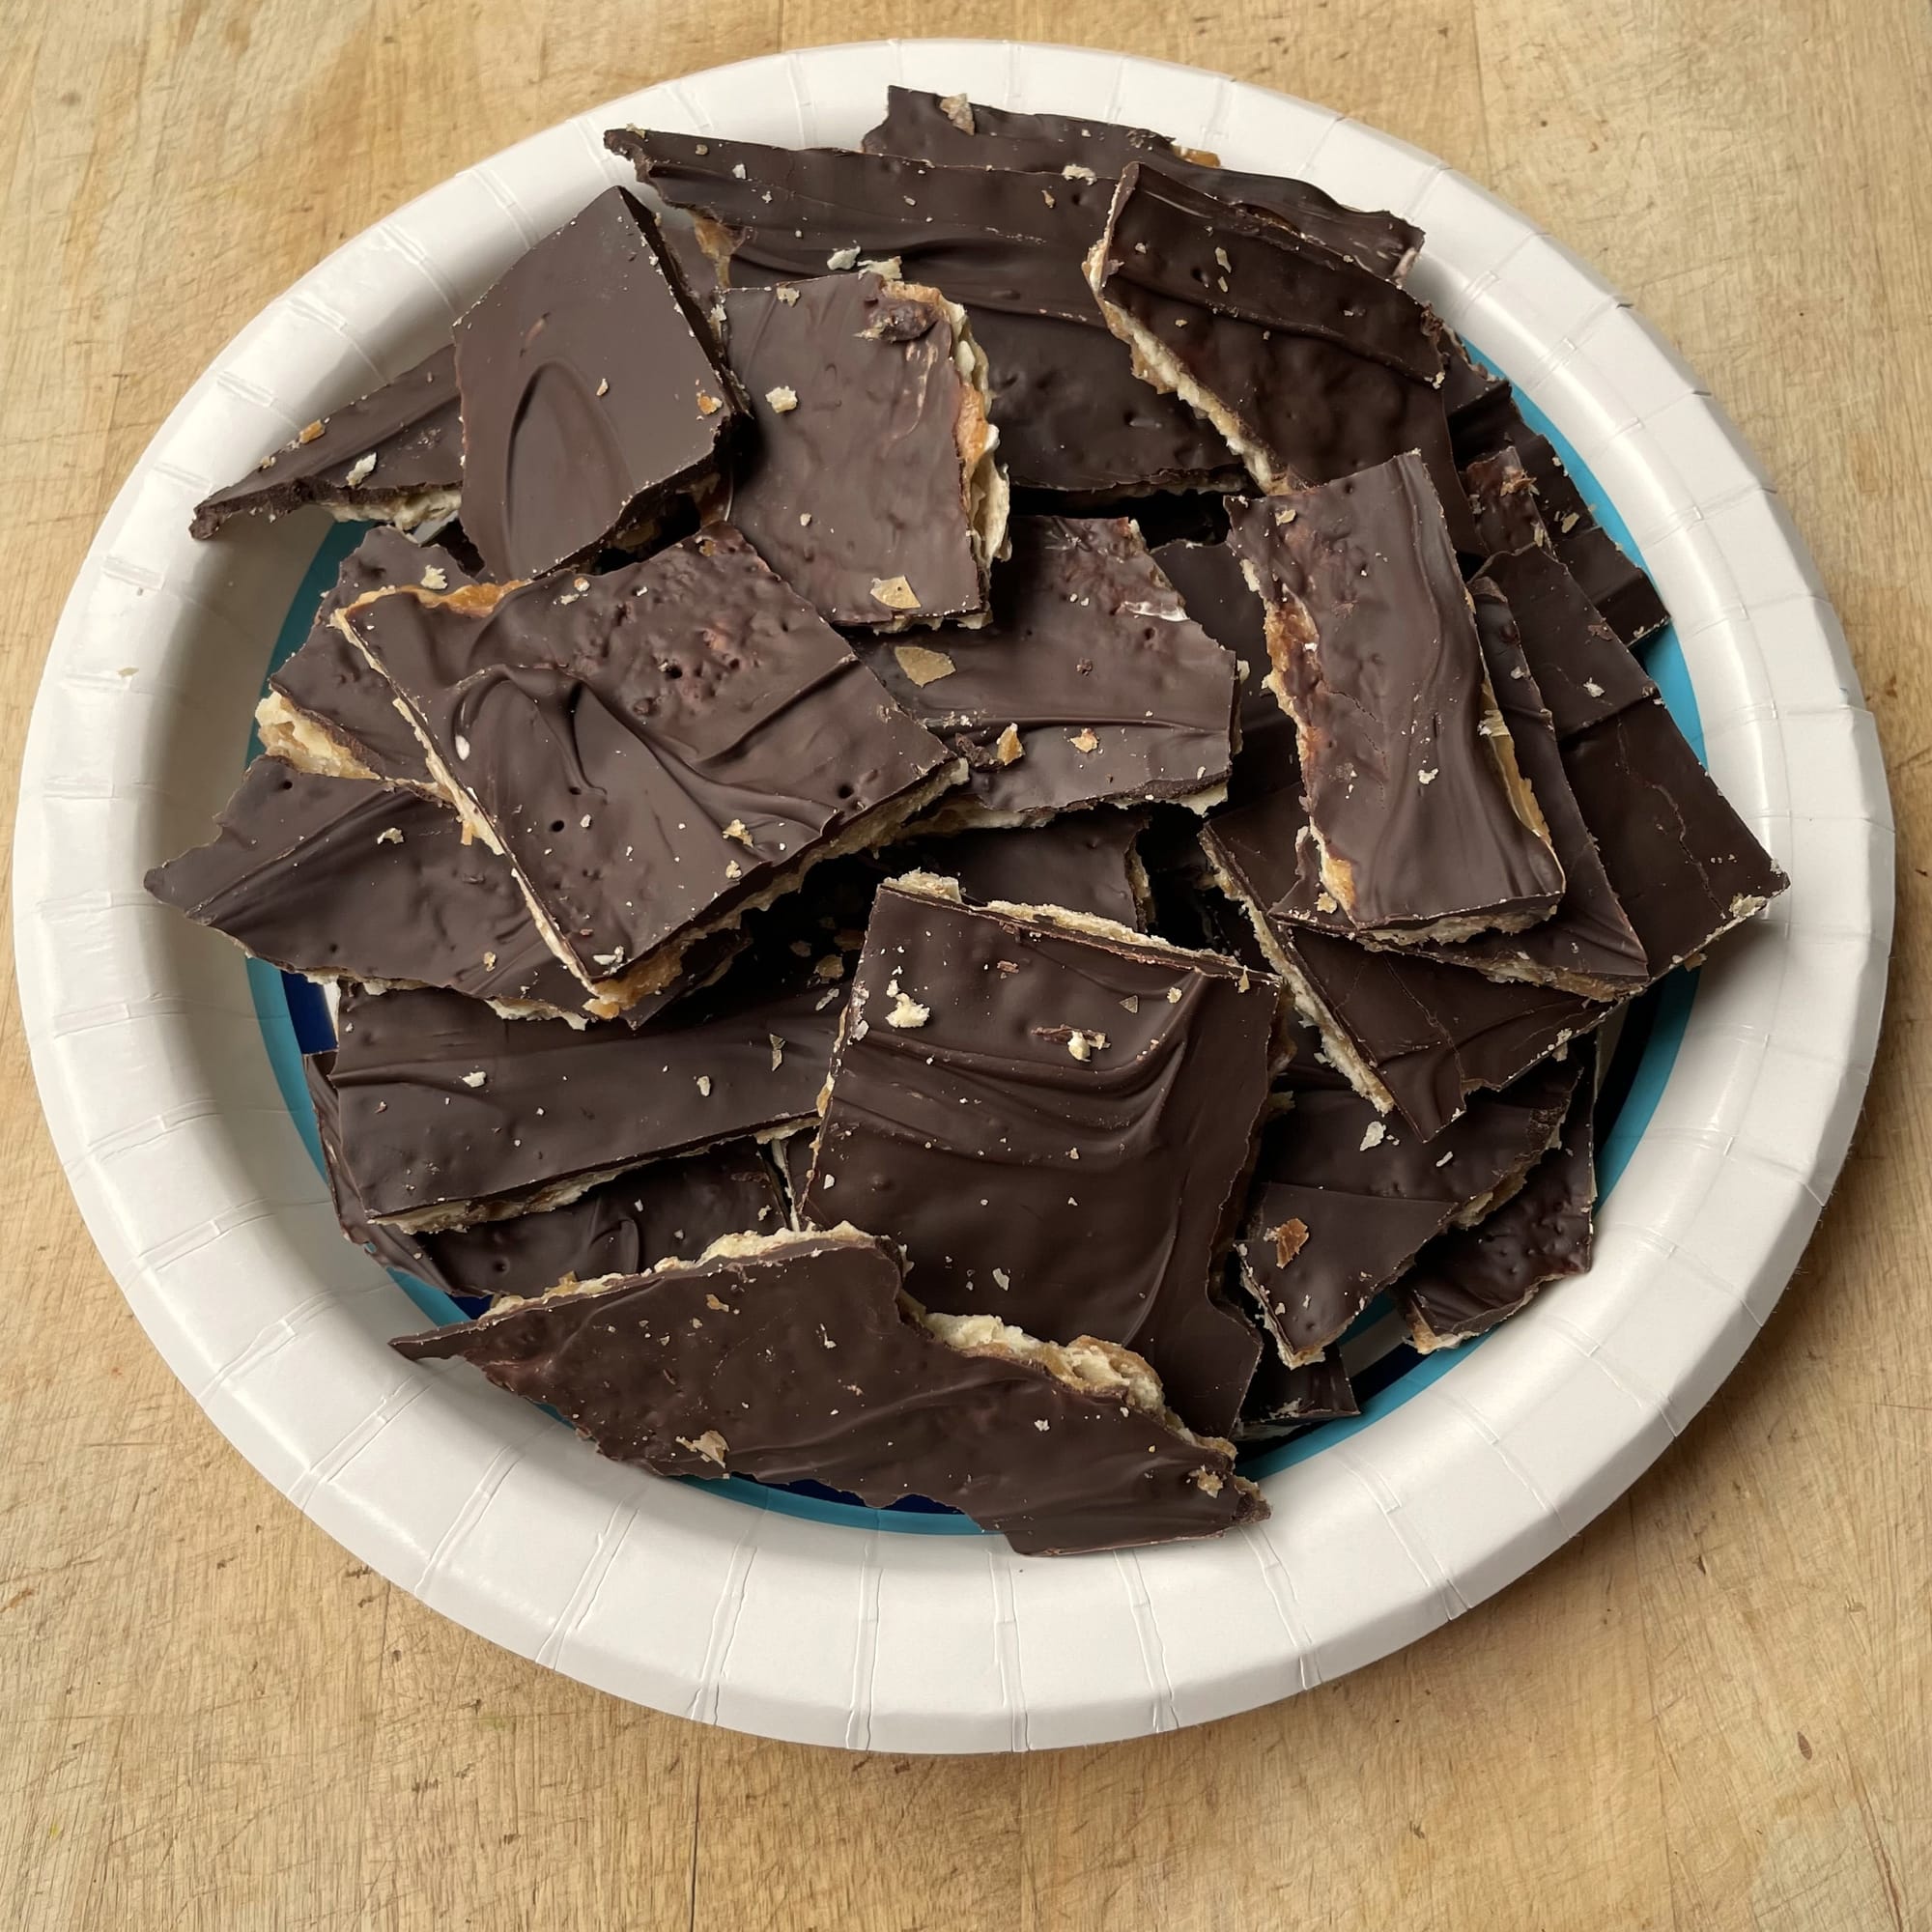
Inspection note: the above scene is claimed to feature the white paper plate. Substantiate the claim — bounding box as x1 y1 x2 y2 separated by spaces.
15 40 1891 1752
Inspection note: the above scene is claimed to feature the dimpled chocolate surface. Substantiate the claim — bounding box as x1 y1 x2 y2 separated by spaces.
190 344 464 539
1150 534 1295 802
143 758 585 1012
1203 783 1606 1138
1236 1052 1583 1362
898 810 1150 926
1089 166 1477 554
392 1229 1264 1556
722 272 988 626
1399 1066 1597 1348
804 879 1272 1434
320 964 842 1229
861 86 1421 281
341 526 956 1004
1227 463 1565 939
268 527 478 788
453 187 742 580
605 128 1239 497
852 516 1237 824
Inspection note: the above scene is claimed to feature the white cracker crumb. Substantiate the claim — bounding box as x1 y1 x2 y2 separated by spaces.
769 1035 785 1070
677 1430 727 1465
419 565 447 590
453 733 470 761
871 575 921 612
1034 1418 1050 1432
343 452 377 486
376 826 404 845
821 1174 836 1190
731 161 748 179
722 818 753 846
1584 679 1605 697
724 860 742 880
1069 727 1100 754
774 284 799 304
696 1075 713 1097
1120 994 1140 1013
1062 162 1096 182
595 377 609 397
887 991 930 1030
992 1268 1010 1290
826 244 860 270
1166 986 1181 1004
995 723 1025 765
1418 768 1438 785
1360 1121 1386 1151
799 511 812 526
765 384 799 413
462 1069 488 1089
1214 245 1232 271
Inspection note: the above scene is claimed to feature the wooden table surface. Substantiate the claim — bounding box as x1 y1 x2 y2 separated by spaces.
4 2 1929 1926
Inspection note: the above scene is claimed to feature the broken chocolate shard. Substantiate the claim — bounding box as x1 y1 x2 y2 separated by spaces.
318 959 843 1233
1264 575 1651 999
258 526 477 790
144 758 586 1015
1478 545 1655 738
391 1226 1265 1555
1398 1064 1597 1350
605 127 1240 497
721 272 1007 627
1236 1348 1359 1442
453 186 744 580
1450 380 1668 645
851 515 1237 829
190 344 464 540
1235 1052 1584 1364
306 1058 784 1302
1463 446 1551 559
1227 463 1566 943
804 875 1275 1435
1202 783 1606 1138
339 526 960 1015
861 85 1422 282
1086 164 1478 554
895 810 1151 928
1150 534 1296 804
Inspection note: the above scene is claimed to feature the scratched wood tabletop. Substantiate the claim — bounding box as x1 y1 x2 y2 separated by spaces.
3 2 1929 1926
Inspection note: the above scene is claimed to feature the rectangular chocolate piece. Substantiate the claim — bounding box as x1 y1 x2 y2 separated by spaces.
1451 379 1669 645
1235 1051 1584 1364
453 186 744 580
1264 577 1650 999
1463 446 1551 559
1203 784 1606 1138
1086 165 1478 554
895 810 1151 928
720 271 1006 628
145 758 586 1016
190 344 464 539
1150 534 1295 802
340 526 960 1015
1398 1065 1597 1350
257 526 476 790
307 1059 785 1302
851 516 1237 829
392 1226 1264 1555
1227 463 1566 943
805 874 1274 1434
862 86 1421 282
320 958 844 1232
1236 1350 1359 1442
605 127 1240 497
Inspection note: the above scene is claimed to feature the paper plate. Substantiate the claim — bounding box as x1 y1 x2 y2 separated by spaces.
14 40 1891 1752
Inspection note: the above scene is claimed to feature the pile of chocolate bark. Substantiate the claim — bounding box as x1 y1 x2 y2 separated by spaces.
148 89 1785 1555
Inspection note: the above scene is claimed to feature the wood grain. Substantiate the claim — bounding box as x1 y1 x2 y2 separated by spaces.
3 3 1928 1926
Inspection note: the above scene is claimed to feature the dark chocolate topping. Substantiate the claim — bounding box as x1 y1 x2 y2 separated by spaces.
721 272 992 626
1450 381 1668 645
851 515 1237 824
1265 578 1650 998
1227 464 1565 938
342 526 957 1009
1150 535 1295 803
1562 695 1788 978
321 962 843 1231
897 810 1151 927
1399 1064 1597 1348
1235 1052 1582 1362
1439 328 1502 419
143 758 585 1013
1203 784 1606 1138
861 86 1421 281
605 128 1238 497
391 1228 1264 1556
804 878 1273 1434
305 1058 785 1301
453 187 743 580
190 344 464 540
1089 166 1478 554
1463 446 1550 559
1479 545 1655 737
1236 1348 1359 1439
266 527 477 789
